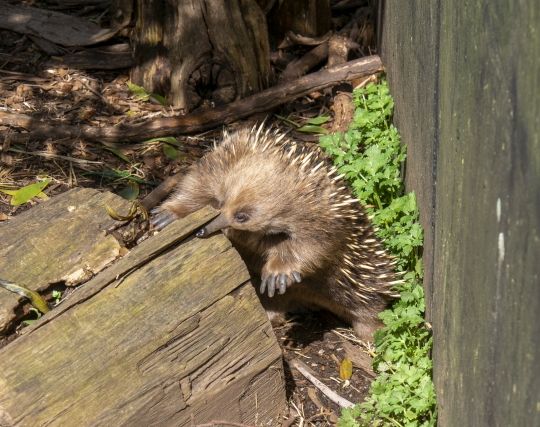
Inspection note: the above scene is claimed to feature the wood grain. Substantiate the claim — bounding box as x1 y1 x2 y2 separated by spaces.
0 2 117 46
0 208 286 426
381 1 540 424
0 188 130 333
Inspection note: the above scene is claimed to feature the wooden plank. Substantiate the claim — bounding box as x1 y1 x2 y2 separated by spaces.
381 0 540 424
0 188 130 333
433 1 540 425
0 210 286 425
379 0 440 320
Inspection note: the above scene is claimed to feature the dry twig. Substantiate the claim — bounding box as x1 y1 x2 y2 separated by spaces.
289 359 355 408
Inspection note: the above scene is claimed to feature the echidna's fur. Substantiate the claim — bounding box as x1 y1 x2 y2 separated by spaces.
153 125 401 341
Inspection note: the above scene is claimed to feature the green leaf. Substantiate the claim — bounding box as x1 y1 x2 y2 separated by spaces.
127 81 150 101
150 93 167 105
163 143 179 159
274 114 300 128
0 279 49 313
117 181 140 200
297 124 328 134
306 115 330 125
0 179 51 206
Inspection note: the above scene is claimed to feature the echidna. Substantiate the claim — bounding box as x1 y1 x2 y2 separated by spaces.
153 125 400 341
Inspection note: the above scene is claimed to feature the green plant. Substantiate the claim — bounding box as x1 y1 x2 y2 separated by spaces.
51 290 62 306
319 81 436 426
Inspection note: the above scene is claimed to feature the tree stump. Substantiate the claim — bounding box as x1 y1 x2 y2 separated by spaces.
268 0 331 42
0 204 286 426
130 0 271 111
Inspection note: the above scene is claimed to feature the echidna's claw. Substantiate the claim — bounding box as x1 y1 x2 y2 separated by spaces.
278 274 287 294
261 271 302 297
150 208 176 230
267 275 276 297
261 274 277 298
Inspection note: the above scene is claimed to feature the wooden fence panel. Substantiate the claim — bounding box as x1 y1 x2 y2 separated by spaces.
380 1 539 425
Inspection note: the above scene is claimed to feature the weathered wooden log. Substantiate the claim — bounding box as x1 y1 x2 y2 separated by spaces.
0 188 130 334
0 204 286 426
46 44 134 70
0 1 117 46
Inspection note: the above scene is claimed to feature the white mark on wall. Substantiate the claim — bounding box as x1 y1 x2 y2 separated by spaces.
498 232 505 265
497 198 505 266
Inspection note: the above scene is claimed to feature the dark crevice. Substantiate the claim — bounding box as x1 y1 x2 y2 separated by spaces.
0 280 69 348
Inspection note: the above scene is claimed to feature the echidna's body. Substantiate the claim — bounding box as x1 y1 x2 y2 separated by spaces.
154 125 400 341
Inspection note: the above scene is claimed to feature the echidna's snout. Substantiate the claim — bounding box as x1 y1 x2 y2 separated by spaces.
196 213 230 238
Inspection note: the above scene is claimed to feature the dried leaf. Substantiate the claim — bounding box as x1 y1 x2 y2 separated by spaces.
104 146 131 163
144 136 180 145
0 279 49 314
105 202 137 220
339 357 353 380
307 387 325 410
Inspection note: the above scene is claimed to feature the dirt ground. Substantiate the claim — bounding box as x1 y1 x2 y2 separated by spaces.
0 1 379 425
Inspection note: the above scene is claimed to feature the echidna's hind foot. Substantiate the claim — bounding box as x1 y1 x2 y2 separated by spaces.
352 316 384 343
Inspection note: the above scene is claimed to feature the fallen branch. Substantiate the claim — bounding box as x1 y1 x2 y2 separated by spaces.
1 55 383 144
45 44 134 70
0 2 117 47
289 359 355 409
0 112 34 129
280 43 329 81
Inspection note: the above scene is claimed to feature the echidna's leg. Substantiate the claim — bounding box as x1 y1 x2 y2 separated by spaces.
260 238 326 297
152 168 214 230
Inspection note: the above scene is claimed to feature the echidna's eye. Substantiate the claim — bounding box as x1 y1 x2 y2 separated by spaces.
234 212 249 223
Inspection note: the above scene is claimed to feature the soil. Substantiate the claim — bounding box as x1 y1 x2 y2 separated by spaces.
0 1 379 425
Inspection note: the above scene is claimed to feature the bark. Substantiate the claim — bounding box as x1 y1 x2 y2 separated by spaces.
268 0 331 42
130 0 271 111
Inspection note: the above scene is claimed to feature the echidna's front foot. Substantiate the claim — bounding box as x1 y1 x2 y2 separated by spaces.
150 208 177 230
260 270 302 298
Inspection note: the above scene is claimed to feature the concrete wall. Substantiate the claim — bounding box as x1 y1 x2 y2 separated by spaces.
380 1 539 425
